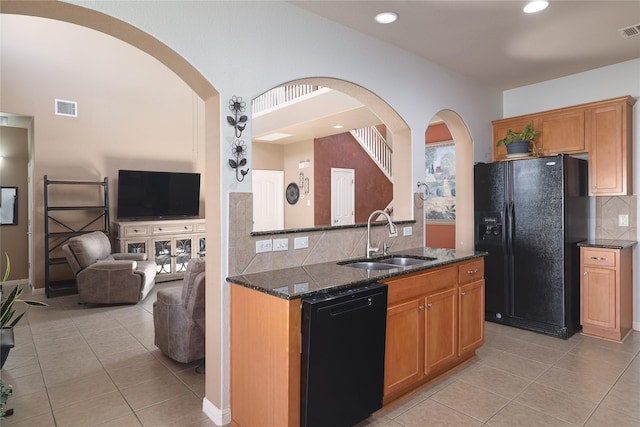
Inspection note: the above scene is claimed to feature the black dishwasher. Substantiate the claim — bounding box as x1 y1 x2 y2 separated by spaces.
301 282 388 427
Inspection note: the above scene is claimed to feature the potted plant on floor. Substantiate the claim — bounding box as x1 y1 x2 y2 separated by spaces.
1 254 47 368
496 122 542 156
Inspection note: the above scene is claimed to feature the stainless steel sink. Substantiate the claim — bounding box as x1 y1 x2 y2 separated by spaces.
343 261 400 270
383 256 432 266
338 255 437 270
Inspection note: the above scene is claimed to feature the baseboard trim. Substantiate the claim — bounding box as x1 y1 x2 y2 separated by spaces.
633 321 640 331
202 397 231 426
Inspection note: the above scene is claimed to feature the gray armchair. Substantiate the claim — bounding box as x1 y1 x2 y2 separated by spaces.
153 258 205 363
62 231 156 304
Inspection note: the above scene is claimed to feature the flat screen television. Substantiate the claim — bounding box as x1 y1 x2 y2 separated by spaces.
117 169 201 219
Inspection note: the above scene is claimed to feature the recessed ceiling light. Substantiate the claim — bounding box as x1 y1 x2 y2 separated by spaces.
333 125 344 129
523 1 549 13
374 12 398 24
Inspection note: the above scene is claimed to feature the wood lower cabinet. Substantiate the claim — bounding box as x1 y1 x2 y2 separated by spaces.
425 288 457 374
384 297 424 397
229 256 486 426
580 246 633 342
383 258 485 402
458 280 485 355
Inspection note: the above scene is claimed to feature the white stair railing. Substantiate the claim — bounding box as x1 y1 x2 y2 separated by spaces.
252 84 323 115
350 126 393 181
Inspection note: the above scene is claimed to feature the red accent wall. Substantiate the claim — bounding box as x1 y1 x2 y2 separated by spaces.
314 132 393 226
425 123 453 143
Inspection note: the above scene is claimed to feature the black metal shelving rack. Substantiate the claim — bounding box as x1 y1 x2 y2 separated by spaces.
44 175 110 297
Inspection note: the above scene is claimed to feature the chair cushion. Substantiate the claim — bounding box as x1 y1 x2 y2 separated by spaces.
67 231 112 269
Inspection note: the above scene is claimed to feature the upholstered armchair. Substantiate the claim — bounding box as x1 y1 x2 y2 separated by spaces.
153 258 205 363
62 231 156 304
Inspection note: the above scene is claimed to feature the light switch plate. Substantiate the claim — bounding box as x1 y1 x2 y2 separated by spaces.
256 239 272 253
294 236 309 249
273 238 289 251
619 214 629 227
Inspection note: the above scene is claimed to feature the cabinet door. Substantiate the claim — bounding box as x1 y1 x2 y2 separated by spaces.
581 266 617 330
424 288 457 374
537 110 585 154
154 239 173 276
384 298 424 398
587 102 628 195
174 237 193 274
122 239 148 255
458 280 485 355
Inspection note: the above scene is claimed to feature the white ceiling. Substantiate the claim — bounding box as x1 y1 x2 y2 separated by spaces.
291 0 640 90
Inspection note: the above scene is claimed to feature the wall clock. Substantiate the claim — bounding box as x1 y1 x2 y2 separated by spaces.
286 182 300 205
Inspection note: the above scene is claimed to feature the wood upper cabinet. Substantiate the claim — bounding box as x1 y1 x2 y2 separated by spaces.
587 97 635 196
536 109 585 155
580 246 633 342
493 96 635 196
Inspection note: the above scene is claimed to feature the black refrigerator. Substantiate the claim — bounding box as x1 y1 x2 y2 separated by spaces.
474 154 589 339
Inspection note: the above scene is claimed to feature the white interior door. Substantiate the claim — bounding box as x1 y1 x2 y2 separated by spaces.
331 168 355 226
252 170 284 232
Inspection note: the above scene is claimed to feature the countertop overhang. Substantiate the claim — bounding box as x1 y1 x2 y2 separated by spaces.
577 239 638 249
226 247 488 300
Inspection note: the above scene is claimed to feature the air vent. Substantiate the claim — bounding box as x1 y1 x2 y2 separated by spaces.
55 99 78 117
618 24 640 39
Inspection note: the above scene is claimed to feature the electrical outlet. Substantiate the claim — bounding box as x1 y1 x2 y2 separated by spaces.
619 214 629 227
273 238 289 251
294 236 309 249
403 226 413 236
256 239 272 253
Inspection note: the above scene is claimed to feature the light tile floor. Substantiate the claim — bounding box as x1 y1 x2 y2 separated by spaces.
2 283 639 427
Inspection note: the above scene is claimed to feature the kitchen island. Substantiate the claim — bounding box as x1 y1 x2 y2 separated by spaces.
226 247 487 427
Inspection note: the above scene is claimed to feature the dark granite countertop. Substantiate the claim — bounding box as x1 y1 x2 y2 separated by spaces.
226 247 488 300
578 239 638 249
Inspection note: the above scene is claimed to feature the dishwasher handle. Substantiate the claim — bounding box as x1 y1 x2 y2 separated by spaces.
330 295 378 316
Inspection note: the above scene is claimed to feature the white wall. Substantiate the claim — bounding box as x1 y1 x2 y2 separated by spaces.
503 58 640 330
69 1 503 420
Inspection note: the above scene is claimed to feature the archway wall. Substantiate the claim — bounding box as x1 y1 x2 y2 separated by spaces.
3 0 503 423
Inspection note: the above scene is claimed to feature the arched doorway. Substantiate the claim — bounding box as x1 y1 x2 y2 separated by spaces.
424 110 473 251
1 1 224 422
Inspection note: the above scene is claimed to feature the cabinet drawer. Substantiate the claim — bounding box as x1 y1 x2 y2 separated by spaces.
458 259 484 284
123 225 149 237
386 266 457 305
196 222 206 232
152 224 194 234
582 248 617 268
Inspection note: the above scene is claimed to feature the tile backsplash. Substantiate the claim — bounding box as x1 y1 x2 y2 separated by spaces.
228 192 424 276
595 195 637 241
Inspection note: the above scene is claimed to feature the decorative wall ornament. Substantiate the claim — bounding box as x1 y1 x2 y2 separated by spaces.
229 140 249 182
227 96 249 181
227 96 247 138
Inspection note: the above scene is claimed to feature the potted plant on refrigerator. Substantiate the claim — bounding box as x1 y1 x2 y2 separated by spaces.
496 122 542 156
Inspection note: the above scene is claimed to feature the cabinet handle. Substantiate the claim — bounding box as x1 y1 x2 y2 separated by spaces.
467 269 478 275
461 292 467 297
418 305 425 311
590 257 607 261
584 271 588 276
427 303 433 309
158 228 163 231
